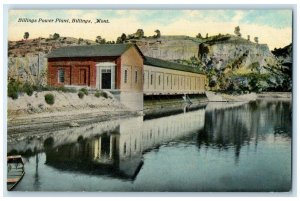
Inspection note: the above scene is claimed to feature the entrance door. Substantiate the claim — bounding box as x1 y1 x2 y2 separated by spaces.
79 69 87 85
101 69 111 89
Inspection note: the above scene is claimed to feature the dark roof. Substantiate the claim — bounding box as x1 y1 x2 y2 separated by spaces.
46 44 142 58
144 56 203 74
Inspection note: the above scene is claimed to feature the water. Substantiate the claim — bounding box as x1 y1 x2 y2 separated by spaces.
7 100 292 192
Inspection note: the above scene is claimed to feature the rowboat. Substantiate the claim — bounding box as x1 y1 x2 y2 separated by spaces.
7 155 25 191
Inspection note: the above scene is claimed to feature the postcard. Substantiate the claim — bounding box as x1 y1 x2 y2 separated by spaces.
6 8 293 192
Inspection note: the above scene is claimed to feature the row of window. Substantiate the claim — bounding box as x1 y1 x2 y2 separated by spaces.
124 69 138 84
145 72 204 90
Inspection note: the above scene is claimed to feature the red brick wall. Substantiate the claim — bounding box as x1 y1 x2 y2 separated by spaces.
48 57 119 88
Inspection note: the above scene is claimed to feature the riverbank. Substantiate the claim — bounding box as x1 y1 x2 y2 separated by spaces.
205 91 292 102
7 91 139 136
8 91 292 137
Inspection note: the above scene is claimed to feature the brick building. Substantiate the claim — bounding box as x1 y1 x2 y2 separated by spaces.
47 44 144 93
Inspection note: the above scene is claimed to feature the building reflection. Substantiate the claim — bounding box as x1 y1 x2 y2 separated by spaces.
8 100 291 181
197 100 292 163
44 108 206 180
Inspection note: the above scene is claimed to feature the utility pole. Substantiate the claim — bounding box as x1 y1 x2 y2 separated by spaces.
37 52 40 85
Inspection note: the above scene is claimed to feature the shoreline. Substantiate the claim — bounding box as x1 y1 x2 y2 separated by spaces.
7 91 292 137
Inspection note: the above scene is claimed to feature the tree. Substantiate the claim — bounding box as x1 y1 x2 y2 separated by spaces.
247 35 250 41
234 26 241 37
23 32 29 40
206 33 208 38
154 29 161 38
95 36 106 44
196 33 202 39
116 37 122 44
78 38 83 44
136 29 144 39
53 33 60 40
121 33 127 42
254 37 259 44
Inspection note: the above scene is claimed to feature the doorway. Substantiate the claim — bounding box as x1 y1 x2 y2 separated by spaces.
101 69 111 89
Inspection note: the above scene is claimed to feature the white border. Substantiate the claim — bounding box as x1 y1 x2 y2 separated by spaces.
1 0 299 200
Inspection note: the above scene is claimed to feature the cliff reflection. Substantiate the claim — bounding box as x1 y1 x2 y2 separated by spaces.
197 100 291 162
44 108 206 180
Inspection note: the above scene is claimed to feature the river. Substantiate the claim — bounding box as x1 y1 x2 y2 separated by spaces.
7 100 292 192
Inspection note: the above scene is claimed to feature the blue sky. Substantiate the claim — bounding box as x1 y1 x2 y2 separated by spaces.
9 9 292 28
9 9 292 49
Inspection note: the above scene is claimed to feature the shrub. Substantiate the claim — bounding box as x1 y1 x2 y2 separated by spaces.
78 91 84 99
44 93 55 105
94 90 109 98
79 88 88 95
57 86 77 93
102 92 108 98
22 82 34 96
8 80 21 99
94 91 101 98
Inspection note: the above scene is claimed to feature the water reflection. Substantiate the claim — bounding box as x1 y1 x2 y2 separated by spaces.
7 100 292 191
38 108 205 180
197 100 292 163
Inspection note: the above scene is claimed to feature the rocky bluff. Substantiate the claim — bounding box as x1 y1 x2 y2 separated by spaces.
132 34 291 92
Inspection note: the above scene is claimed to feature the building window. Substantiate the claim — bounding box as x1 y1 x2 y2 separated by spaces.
158 75 161 85
124 69 128 83
167 76 169 86
135 70 138 83
124 143 127 154
150 74 153 85
58 69 64 83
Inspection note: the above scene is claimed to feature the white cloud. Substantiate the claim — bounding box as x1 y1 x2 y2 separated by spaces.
232 11 245 23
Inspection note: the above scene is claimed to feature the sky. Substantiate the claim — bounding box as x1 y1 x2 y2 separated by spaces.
8 9 292 50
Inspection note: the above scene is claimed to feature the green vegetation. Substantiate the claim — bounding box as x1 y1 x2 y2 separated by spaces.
53 33 60 40
22 82 34 96
94 90 109 98
234 26 242 37
96 36 106 44
23 32 29 40
7 80 77 100
79 88 88 95
8 79 21 99
78 91 84 99
44 93 55 105
102 91 108 98
94 91 101 98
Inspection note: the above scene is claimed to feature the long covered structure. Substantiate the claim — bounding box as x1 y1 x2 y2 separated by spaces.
143 56 206 95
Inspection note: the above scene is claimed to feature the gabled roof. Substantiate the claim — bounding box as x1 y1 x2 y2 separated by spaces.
46 44 143 58
144 56 204 74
